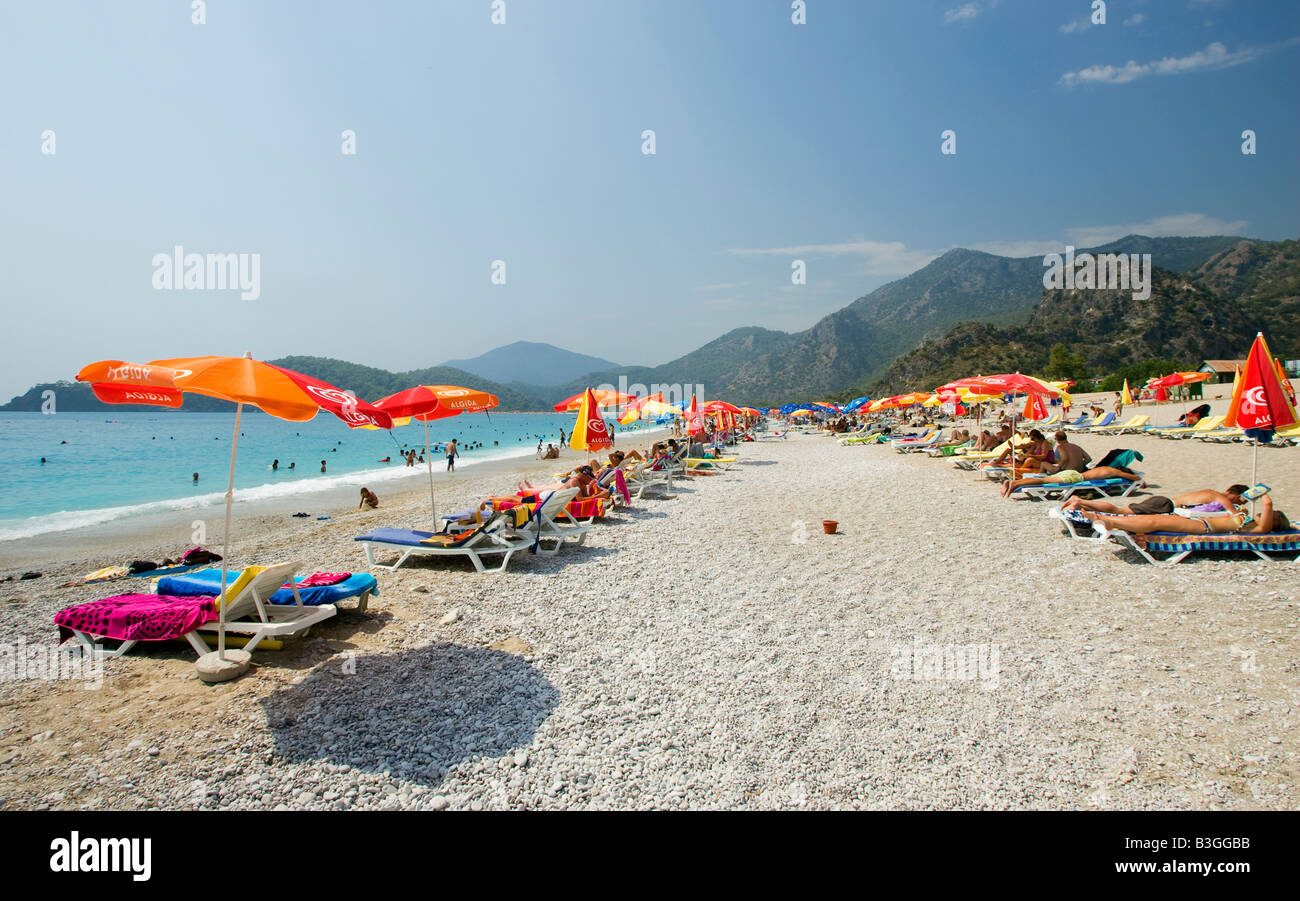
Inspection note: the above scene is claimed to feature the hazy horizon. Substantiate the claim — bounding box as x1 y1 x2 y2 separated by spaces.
3 0 1298 399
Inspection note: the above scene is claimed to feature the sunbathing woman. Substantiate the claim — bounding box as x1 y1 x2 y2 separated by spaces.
1083 494 1288 535
1000 465 1140 498
517 466 609 500
991 429 1050 470
1061 485 1247 516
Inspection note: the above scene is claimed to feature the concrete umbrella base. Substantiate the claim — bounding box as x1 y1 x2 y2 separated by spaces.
196 649 251 683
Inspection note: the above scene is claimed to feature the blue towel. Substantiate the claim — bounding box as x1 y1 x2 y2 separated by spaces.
354 528 437 547
158 569 378 606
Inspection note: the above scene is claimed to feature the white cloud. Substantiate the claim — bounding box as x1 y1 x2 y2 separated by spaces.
1059 17 1091 34
727 214 1248 286
1124 13 1147 26
967 240 1067 258
944 4 980 25
727 240 938 278
1061 41 1272 86
1066 213 1248 247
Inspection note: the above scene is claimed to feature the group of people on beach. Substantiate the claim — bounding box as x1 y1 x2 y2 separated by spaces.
916 412 1290 537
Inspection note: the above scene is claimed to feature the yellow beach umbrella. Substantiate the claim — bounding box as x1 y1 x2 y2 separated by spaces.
1121 379 1133 406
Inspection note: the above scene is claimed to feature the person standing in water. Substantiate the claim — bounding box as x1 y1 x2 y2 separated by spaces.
272 459 279 471
320 460 327 473
446 439 458 472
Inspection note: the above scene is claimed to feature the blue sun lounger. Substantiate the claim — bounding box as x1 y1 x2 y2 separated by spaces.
158 568 379 612
1096 527 1300 565
1012 476 1144 502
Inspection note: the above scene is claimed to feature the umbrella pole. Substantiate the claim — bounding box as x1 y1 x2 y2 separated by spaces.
218 401 243 661
424 418 436 525
1250 440 1258 519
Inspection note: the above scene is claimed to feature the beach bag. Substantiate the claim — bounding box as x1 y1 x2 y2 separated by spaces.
181 547 223 565
127 560 158 575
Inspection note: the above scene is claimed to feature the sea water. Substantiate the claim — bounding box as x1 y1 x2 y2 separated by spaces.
0 411 662 541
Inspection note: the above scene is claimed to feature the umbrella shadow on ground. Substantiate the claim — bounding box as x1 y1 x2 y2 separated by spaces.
259 642 557 787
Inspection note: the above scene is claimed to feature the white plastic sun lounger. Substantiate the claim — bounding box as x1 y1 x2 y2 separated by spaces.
355 511 533 573
60 561 336 659
624 458 676 499
505 488 591 556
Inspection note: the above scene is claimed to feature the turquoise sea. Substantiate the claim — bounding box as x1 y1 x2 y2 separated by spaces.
0 410 661 541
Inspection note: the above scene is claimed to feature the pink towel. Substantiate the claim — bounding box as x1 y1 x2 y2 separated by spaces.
55 594 218 643
291 572 350 588
612 468 631 505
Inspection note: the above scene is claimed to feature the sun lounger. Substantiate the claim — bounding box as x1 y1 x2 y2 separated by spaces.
1148 416 1224 438
755 429 789 440
1088 414 1149 434
1047 505 1106 540
1095 526 1300 565
952 437 1028 469
1013 475 1145 502
1065 413 1108 432
56 561 335 659
504 487 591 555
157 568 378 613
355 512 533 573
893 430 940 452
623 457 676 498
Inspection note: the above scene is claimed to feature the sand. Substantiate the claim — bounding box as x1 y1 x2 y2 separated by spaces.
0 393 1297 810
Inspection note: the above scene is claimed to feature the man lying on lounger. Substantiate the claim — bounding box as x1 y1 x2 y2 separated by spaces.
1081 494 1289 535
1061 484 1248 517
1000 464 1140 498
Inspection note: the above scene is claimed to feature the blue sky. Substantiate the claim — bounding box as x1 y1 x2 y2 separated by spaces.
2 0 1297 399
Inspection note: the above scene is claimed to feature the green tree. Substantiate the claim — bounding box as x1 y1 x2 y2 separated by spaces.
1046 344 1087 382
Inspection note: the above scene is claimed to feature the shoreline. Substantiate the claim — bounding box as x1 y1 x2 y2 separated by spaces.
0 426 669 571
2 429 1295 811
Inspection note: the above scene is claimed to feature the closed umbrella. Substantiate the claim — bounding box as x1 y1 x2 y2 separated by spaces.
1224 332 1299 507
570 388 614 451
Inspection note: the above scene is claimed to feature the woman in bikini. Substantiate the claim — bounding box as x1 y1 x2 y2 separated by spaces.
1082 495 1287 535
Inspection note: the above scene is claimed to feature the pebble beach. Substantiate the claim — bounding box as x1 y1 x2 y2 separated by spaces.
1 394 1296 812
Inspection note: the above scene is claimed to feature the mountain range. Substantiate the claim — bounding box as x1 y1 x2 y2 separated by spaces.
5 234 1292 413
442 341 619 387
545 234 1253 406
869 238 1299 395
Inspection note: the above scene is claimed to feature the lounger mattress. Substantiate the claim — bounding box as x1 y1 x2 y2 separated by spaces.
158 569 379 606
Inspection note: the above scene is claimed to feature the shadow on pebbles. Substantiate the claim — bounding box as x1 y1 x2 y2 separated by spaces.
260 643 557 793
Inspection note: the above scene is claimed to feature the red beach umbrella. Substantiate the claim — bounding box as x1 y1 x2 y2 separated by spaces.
77 353 393 680
370 385 500 523
1225 332 1299 496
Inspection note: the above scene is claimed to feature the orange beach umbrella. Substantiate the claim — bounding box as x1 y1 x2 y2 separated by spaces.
76 353 393 679
553 389 633 412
